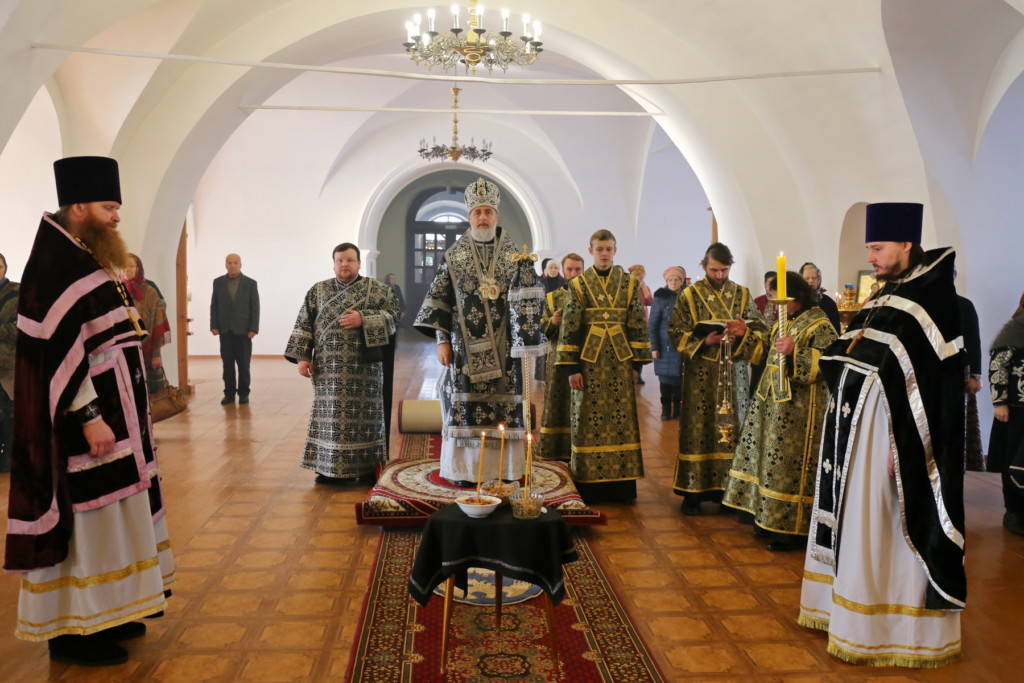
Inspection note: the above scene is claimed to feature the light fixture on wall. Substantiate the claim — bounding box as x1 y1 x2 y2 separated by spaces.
418 87 493 163
402 2 543 75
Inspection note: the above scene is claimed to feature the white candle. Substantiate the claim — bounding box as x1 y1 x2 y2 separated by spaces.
522 13 531 37
476 431 486 499
427 8 436 31
451 5 460 29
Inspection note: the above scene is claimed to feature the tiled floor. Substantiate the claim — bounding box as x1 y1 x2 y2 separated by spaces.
1 330 1021 681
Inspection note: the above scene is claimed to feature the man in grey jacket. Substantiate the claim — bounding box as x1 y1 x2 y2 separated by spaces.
211 253 259 404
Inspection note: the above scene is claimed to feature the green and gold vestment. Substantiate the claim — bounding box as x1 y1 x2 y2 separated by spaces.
722 306 837 535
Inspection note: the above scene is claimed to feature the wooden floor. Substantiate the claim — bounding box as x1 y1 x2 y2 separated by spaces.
1 329 1021 682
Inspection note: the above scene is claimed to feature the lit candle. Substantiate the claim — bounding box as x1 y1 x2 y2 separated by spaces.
522 13 531 37
477 5 485 30
776 251 787 299
532 20 542 40
476 431 486 499
427 8 436 32
497 423 506 481
451 5 460 30
413 13 422 36
501 8 509 32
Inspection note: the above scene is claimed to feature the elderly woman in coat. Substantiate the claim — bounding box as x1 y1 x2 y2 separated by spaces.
648 266 686 419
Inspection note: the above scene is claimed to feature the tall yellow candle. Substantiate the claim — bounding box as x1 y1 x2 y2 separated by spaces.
497 423 506 481
525 433 533 494
776 252 787 299
476 431 486 500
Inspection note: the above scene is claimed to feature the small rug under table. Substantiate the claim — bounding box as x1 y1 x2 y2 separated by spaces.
346 530 664 683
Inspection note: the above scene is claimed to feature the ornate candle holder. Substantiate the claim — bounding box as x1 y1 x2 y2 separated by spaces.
769 296 794 402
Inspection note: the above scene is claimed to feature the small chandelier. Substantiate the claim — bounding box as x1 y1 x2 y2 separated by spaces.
403 2 543 75
419 87 493 163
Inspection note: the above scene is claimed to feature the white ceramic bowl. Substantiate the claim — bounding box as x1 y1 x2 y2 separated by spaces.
455 495 502 519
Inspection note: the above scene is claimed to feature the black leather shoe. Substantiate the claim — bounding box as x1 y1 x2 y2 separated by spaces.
220 396 234 404
1004 512 1024 536
752 526 771 539
238 396 249 404
767 537 806 552
49 635 128 667
681 500 701 516
446 479 475 488
660 405 672 420
102 621 146 641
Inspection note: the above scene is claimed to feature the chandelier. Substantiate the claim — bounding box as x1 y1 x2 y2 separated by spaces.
402 2 543 75
419 87 493 163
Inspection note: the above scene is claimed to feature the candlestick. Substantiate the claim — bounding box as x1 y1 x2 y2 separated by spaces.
476 431 486 500
497 423 506 481
776 252 787 299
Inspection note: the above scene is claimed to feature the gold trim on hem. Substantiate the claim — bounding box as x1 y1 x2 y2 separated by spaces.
540 427 571 434
802 569 834 585
16 593 167 639
727 469 814 504
827 638 962 668
572 442 641 454
831 591 950 618
20 556 160 594
797 613 830 631
677 451 734 462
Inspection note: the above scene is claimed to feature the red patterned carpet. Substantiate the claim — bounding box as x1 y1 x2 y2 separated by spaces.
346 530 664 682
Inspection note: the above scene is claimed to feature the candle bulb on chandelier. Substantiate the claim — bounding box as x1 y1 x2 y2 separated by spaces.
477 5 485 30
426 8 435 32
405 21 415 42
522 13 531 37
501 8 510 32
532 21 542 40
451 5 459 30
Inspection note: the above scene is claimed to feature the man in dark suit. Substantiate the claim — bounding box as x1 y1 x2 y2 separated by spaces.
211 253 259 404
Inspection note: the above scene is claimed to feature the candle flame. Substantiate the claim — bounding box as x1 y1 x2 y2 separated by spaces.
499 423 505 431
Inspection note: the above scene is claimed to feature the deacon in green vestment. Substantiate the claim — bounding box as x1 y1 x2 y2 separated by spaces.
556 230 652 503
723 272 837 550
540 253 585 462
668 242 768 514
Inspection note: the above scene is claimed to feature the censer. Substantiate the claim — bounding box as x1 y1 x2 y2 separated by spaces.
715 335 738 444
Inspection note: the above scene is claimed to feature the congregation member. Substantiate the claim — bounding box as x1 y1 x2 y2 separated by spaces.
722 272 837 551
556 230 652 504
121 254 171 394
799 202 966 667
649 266 687 420
210 253 259 404
285 243 400 483
0 252 18 473
539 252 585 462
957 285 984 470
798 262 841 331
539 257 565 294
5 156 174 666
415 177 543 486
669 242 767 514
988 291 1024 536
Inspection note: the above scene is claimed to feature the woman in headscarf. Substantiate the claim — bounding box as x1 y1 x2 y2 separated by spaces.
121 254 171 393
648 266 686 419
0 252 19 472
539 257 565 294
989 291 1024 536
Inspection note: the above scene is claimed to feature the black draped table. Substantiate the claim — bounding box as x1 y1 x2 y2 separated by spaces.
407 503 579 673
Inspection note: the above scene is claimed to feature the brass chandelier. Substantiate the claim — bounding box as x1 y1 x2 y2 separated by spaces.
402 2 543 75
418 87 492 163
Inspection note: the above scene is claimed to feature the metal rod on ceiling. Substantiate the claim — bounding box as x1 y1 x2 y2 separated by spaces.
32 43 881 87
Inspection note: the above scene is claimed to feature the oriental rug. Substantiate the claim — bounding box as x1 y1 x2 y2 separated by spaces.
355 434 604 526
345 530 664 683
